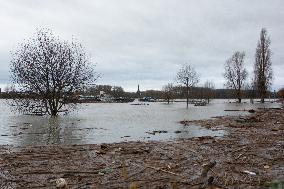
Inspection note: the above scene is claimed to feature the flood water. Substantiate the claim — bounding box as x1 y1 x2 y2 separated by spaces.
0 99 281 146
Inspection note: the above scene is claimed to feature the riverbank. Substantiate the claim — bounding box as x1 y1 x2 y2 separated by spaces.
0 108 283 188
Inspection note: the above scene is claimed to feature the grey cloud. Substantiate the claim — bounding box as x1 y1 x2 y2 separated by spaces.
0 0 283 91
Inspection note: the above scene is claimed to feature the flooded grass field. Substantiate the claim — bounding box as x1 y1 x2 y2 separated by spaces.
0 99 281 146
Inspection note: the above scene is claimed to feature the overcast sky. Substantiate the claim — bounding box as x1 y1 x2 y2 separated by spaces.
0 0 283 92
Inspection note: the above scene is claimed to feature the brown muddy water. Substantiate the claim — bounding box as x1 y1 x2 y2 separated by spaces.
0 99 281 146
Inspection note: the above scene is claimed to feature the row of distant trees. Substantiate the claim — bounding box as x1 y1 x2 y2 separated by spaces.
2 83 279 100
75 84 277 101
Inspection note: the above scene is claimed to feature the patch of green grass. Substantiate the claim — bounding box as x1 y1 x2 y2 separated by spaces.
263 181 284 189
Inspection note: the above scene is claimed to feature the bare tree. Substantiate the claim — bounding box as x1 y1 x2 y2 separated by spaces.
10 28 97 116
111 86 125 97
254 28 273 103
176 64 199 108
162 83 174 104
224 51 248 103
278 88 284 99
204 80 215 104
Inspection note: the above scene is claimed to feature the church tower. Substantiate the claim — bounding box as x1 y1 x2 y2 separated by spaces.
136 84 141 97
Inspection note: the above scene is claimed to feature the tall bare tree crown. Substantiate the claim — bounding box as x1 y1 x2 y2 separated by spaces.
253 28 273 103
176 64 199 108
224 51 248 103
10 28 97 116
176 64 199 87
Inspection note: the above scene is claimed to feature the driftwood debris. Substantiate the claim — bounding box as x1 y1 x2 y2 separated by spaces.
199 161 218 189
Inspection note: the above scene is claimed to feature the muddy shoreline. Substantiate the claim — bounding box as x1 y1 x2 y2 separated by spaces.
0 108 283 188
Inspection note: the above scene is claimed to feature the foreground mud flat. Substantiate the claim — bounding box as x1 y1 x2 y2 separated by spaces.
0 108 283 189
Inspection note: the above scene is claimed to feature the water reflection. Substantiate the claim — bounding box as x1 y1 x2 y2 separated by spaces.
5 115 84 146
0 99 281 146
46 118 61 144
174 125 224 139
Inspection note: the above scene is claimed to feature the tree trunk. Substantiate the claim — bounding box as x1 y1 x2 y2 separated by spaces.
51 109 57 116
261 88 265 103
261 97 265 103
186 77 189 109
237 88 242 103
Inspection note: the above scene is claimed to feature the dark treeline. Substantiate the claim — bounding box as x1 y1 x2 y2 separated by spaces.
141 87 276 100
0 84 278 100
82 85 277 100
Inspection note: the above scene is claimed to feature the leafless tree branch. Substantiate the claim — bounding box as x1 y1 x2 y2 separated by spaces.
224 51 248 103
10 28 98 116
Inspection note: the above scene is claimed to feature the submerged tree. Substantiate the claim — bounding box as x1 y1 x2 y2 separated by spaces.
111 86 125 97
245 78 257 103
224 51 248 103
10 28 97 116
278 88 284 99
203 80 215 104
176 64 199 108
162 83 174 104
254 28 273 103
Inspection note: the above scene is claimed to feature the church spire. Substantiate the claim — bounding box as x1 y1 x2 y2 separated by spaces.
137 84 141 97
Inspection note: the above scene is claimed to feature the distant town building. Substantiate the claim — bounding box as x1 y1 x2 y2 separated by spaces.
136 84 141 97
